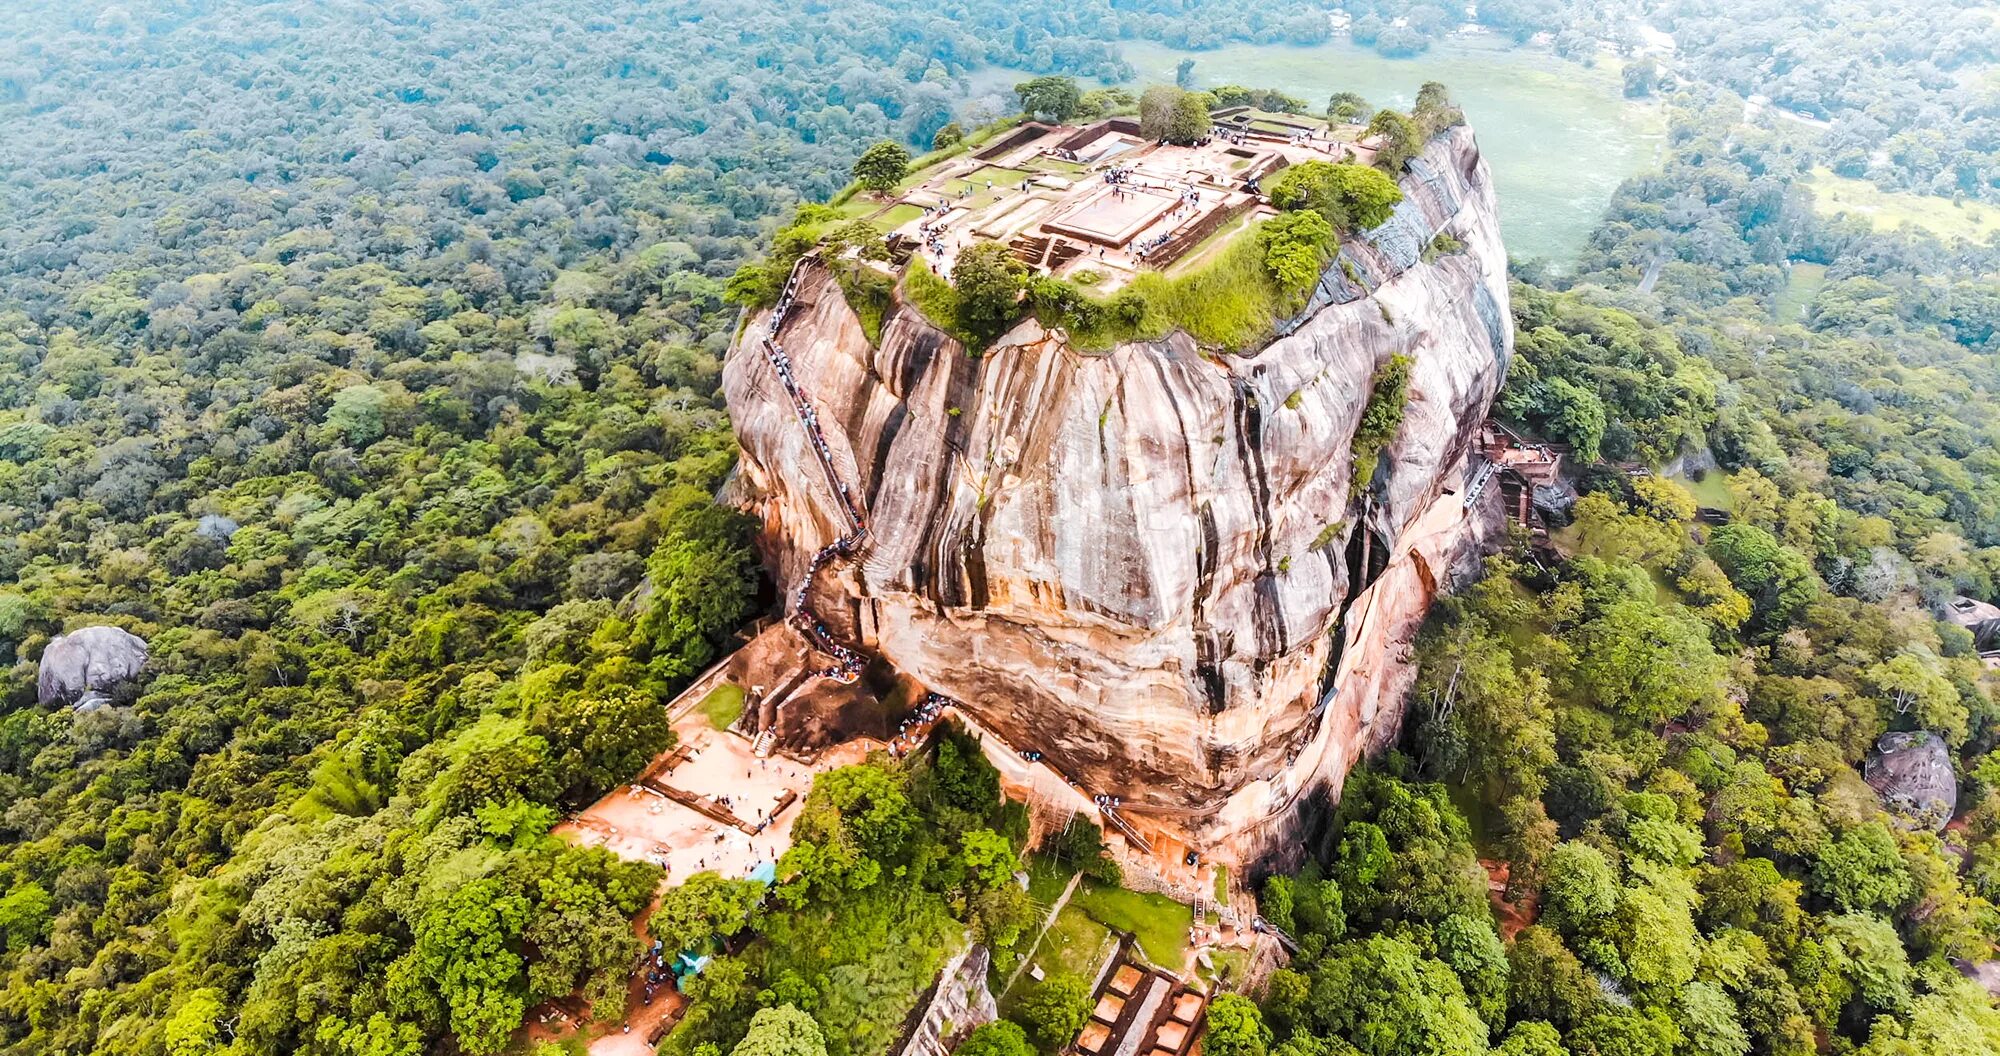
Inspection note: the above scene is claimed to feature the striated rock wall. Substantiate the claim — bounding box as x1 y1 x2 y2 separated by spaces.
723 127 1512 865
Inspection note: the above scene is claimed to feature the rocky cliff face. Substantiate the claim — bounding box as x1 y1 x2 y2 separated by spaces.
724 127 1512 863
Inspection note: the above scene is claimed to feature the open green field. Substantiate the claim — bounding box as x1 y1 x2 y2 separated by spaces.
1119 39 1666 264
1071 881 1192 969
1025 855 1077 906
954 165 1032 192
1676 470 1735 511
876 203 925 229
1027 154 1090 175
696 682 745 730
1775 261 1827 321
999 901 1116 1017
1805 167 2000 241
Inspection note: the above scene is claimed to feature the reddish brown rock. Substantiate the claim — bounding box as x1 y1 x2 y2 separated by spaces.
724 127 1511 865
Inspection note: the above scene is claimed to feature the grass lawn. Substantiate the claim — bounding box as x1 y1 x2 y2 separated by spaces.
961 164 1032 188
1025 853 1078 906
1072 881 1192 969
1028 155 1089 175
1000 901 1115 1016
1161 211 1260 278
1677 469 1735 511
1773 261 1826 321
1199 948 1250 989
877 203 924 229
695 683 746 731
1805 167 2000 241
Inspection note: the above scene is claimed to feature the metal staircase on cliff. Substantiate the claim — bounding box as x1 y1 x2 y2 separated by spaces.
757 254 873 685
1098 803 1153 855
1463 458 1499 508
1252 916 1301 954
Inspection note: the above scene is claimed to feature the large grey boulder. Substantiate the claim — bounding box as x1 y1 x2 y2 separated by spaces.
1865 731 1957 832
36 626 149 707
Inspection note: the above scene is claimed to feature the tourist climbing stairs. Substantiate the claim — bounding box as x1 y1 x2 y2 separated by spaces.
757 253 872 686
752 730 777 758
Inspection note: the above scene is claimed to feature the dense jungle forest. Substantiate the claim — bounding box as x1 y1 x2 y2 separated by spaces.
5 1 2000 1056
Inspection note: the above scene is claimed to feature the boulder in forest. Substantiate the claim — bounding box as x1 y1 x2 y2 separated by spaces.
1864 731 1956 832
35 625 150 707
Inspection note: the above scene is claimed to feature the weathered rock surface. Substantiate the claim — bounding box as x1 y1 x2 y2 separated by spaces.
724 127 1511 863
36 625 149 707
1865 731 1957 832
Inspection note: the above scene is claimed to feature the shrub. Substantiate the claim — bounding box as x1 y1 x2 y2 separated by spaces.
1015 973 1091 1049
1349 353 1412 494
1257 210 1336 293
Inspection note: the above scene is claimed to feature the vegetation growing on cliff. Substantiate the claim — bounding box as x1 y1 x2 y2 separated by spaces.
1349 354 1414 495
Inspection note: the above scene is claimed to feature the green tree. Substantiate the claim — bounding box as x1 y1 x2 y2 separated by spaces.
1495 1021 1569 1056
387 877 531 1056
1139 85 1184 141
1166 91 1213 145
1204 995 1270 1056
957 1021 1034 1056
932 123 965 151
652 872 766 954
1365 109 1422 172
1706 524 1819 635
1412 82 1463 137
1014 76 1081 122
1258 210 1336 292
166 988 227 1056
1268 161 1404 230
529 686 675 805
1327 92 1371 123
1507 926 1599 1029
641 501 760 682
852 141 911 194
1349 354 1412 493
1016 973 1092 1049
1541 843 1618 935
1810 823 1915 914
732 1005 828 1056
1679 982 1751 1056
1571 593 1724 725
1306 934 1489 1056
951 241 1027 346
1567 1011 1679 1056
0 881 53 951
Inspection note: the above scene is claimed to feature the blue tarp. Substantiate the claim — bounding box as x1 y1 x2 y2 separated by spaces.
747 860 777 885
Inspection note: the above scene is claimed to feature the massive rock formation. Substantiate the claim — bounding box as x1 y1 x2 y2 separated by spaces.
724 127 1511 863
36 625 149 708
